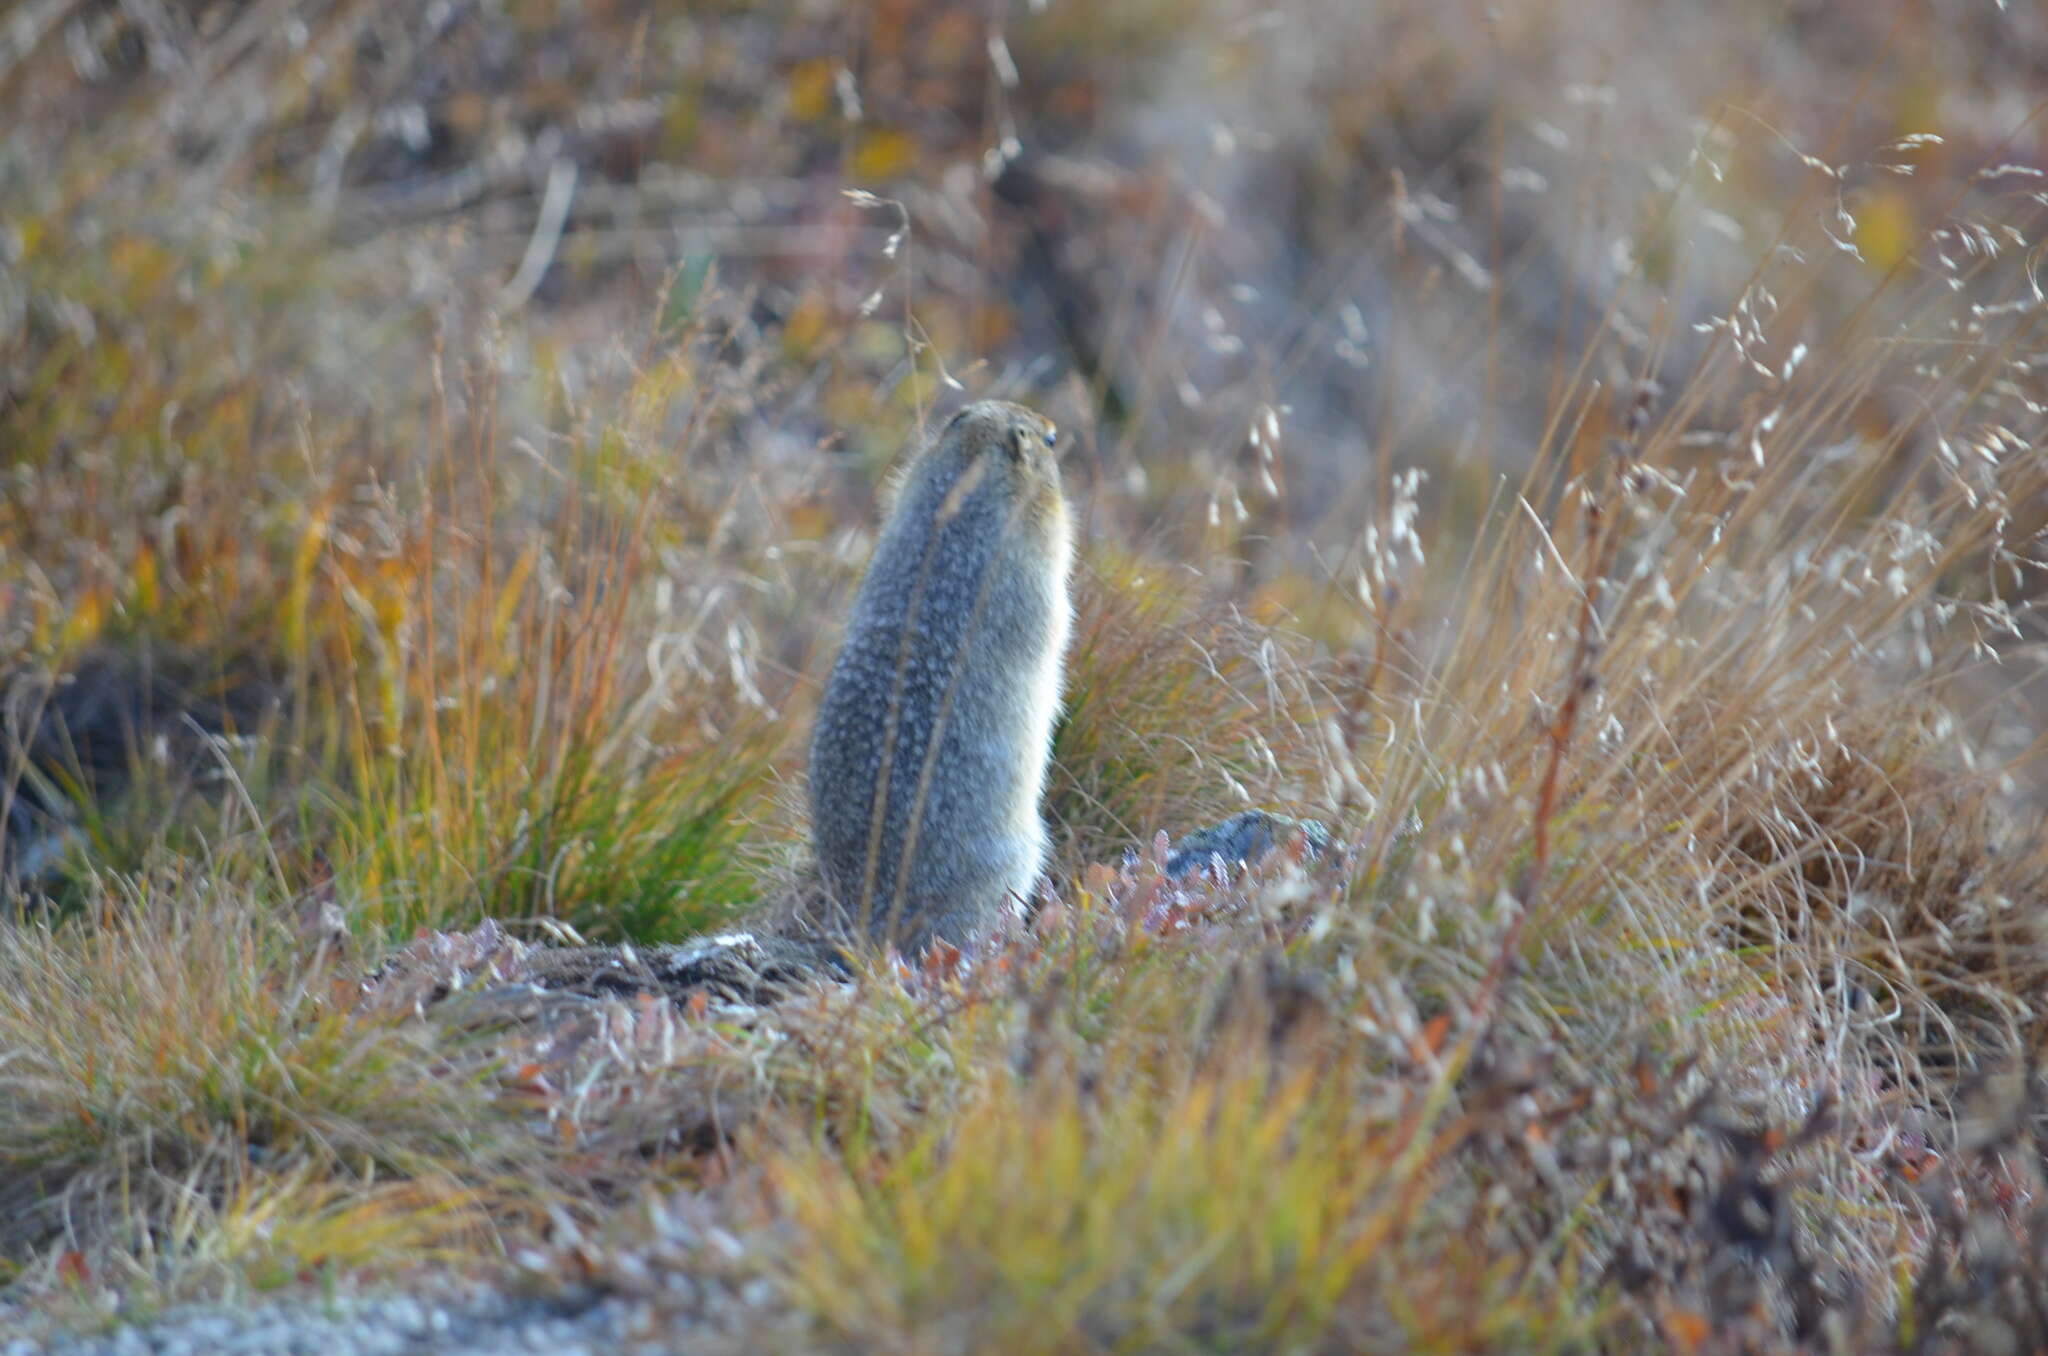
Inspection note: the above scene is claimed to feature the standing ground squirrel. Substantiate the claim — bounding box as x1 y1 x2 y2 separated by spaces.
808 399 1074 953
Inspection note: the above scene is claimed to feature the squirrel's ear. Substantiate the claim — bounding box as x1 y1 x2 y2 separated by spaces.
1008 425 1033 461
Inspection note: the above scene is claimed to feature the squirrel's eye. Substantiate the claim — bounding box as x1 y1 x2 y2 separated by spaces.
1042 427 1058 448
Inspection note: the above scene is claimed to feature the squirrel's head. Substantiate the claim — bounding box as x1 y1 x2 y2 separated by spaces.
917 399 1067 531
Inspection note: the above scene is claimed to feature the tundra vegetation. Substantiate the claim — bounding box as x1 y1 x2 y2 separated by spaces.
5 1 2048 1350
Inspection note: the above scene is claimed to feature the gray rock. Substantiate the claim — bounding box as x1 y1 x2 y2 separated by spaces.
1161 810 1329 879
29 1289 640 1356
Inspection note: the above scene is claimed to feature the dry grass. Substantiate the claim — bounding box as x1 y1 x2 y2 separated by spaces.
0 881 532 1297
1048 559 1332 866
6 0 2048 1349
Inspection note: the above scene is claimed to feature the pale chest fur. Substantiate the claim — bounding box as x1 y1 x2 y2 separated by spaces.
1014 502 1074 792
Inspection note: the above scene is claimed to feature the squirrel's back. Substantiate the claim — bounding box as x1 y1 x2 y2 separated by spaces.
807 400 1073 952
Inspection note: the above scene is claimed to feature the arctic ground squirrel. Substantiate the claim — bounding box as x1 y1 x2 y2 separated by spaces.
808 399 1074 953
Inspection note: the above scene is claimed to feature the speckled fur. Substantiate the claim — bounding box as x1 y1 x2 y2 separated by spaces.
808 400 1074 952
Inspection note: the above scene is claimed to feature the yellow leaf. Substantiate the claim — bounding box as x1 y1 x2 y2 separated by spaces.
850 128 916 181
58 586 108 655
129 547 160 614
787 58 835 123
784 500 833 541
1855 188 1917 273
782 291 832 358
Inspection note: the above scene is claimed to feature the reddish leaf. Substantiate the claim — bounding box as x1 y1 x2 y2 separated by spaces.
1661 1307 1710 1354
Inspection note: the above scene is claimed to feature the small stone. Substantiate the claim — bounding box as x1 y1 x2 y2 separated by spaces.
1162 810 1329 878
